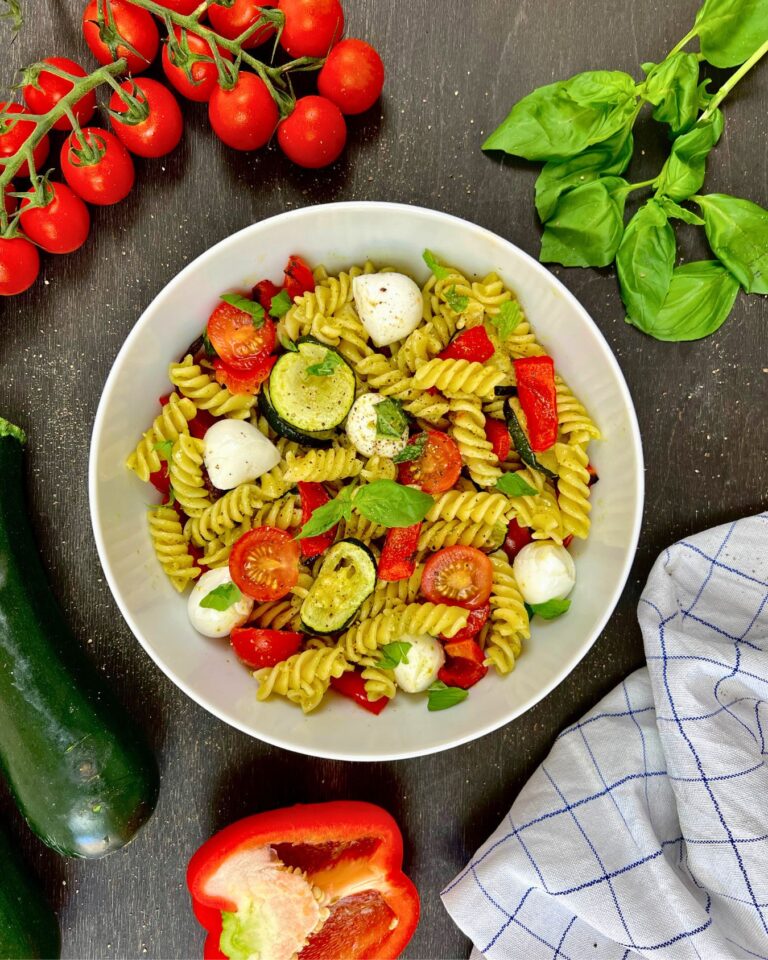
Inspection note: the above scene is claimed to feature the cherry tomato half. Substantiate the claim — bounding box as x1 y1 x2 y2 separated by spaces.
22 57 96 131
213 355 276 393
421 546 493 610
0 103 50 178
397 430 462 495
19 182 90 255
60 128 135 206
162 27 233 103
208 72 279 151
317 39 384 115
109 78 184 158
207 299 276 365
278 0 344 57
277 95 346 168
82 0 159 74
229 526 300 601
230 627 302 669
208 0 276 47
0 235 40 297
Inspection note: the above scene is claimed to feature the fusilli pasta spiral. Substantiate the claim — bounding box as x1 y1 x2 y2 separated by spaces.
417 519 505 553
169 434 211 518
169 355 256 419
126 393 197 482
256 646 350 713
283 444 363 484
484 552 530 674
147 506 200 592
448 394 501 488
413 358 505 398
425 490 515 525
555 441 592 539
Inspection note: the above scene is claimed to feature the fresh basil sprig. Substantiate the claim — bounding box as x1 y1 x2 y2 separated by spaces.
268 289 292 319
377 641 412 671
423 249 451 280
530 598 571 620
306 350 343 377
393 434 427 465
490 300 524 341
427 681 469 711
220 293 265 329
296 480 434 540
375 398 408 438
200 582 242 611
444 285 469 314
495 473 538 497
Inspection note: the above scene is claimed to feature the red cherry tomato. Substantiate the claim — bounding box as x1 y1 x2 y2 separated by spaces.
109 78 183 159
19 182 90 255
397 430 462 495
330 671 389 715
207 299 276 365
438 639 488 689
213 354 276 393
162 27 234 103
0 104 50 178
153 0 201 13
283 254 315 299
60 128 135 206
229 526 300 601
277 95 346 169
439 326 495 364
22 57 96 131
278 0 344 57
421 546 494 610
82 0 159 74
440 603 490 643
0 236 40 296
208 72 279 151
230 628 302 669
484 418 511 462
208 0 276 47
317 39 384 116
503 518 533 562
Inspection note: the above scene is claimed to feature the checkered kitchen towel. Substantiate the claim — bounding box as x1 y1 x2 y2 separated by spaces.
442 513 768 959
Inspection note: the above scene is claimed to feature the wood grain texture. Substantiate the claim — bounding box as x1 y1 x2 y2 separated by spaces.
0 0 766 957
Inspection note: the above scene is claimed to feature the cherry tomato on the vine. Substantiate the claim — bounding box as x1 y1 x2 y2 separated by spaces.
277 0 344 58
0 104 50 178
277 95 346 169
19 182 90 255
22 57 96 131
109 78 184 158
162 26 234 103
153 0 201 14
318 39 384 115
208 0 277 47
82 0 160 74
0 236 40 297
60 128 135 206
208 72 279 151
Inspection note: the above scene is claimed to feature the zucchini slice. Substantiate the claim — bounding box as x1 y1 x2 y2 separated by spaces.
269 339 355 433
300 539 377 634
259 384 335 448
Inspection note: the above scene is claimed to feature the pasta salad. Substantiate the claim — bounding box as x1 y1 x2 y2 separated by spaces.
126 251 600 715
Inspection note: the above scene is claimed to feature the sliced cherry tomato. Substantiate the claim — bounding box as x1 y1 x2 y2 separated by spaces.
277 0 344 58
208 72 279 151
230 627 302 669
331 671 389 715
484 418 511 462
421 546 493 610
207 299 276 365
0 236 40 297
208 0 277 47
397 430 462 495
317 38 384 116
82 0 159 74
149 462 171 496
503 518 533 562
277 95 347 169
22 57 96 131
229 526 300 602
439 326 495 363
438 639 488 689
162 27 234 103
188 409 219 439
283 254 315 299
252 278 283 311
513 355 558 452
109 78 184 158
378 524 422 582
297 481 335 559
19 181 90 255
213 355 276 394
440 603 489 642
0 103 50 178
60 128 135 206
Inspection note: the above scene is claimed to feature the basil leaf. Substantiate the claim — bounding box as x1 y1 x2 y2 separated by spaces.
277 329 299 352
423 249 451 280
200 582 242 611
427 681 469 711
392 434 427 464
490 300 524 341
353 480 434 527
483 70 638 161
268 289 292 318
375 398 408 438
295 499 349 540
540 177 628 268
306 350 343 377
220 293 265 329
642 261 740 342
694 193 768 293
656 197 705 226
153 439 174 461
202 330 218 358
524 602 535 620
642 53 700 136
616 199 676 334
655 110 724 201
377 641 412 671
504 403 558 480
695 0 768 68
444 285 469 314
530 598 571 620
495 472 538 497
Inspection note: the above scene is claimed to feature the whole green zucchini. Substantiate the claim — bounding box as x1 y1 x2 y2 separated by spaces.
0 417 159 858
0 821 60 959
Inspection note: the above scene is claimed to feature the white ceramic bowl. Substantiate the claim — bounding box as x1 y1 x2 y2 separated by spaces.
90 201 643 762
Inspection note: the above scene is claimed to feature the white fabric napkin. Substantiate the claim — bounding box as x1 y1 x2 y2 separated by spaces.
442 513 768 959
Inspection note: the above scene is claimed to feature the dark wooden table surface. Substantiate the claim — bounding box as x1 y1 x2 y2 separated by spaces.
2 0 766 957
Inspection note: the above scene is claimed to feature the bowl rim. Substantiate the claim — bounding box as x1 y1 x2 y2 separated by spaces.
89 200 645 762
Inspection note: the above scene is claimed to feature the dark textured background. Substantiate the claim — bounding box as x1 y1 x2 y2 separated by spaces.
1 0 766 956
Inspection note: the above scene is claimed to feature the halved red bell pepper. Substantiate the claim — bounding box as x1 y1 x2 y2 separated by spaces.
439 326 494 363
187 801 419 960
377 524 422 582
438 639 488 689
484 418 511 462
298 482 336 559
252 278 283 312
331 670 389 715
513 356 557 452
284 255 316 300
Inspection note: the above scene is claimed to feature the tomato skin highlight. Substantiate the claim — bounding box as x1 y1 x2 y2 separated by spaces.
421 545 494 609
0 236 40 297
317 39 384 115
230 628 302 669
484 418 511 462
82 0 159 74
208 0 276 47
22 57 96 131
109 78 184 158
278 0 344 58
330 671 389 715
162 27 234 102
0 103 50 177
503 518 533 562
19 182 91 255
229 526 300 602
277 96 347 169
207 299 276 366
397 430 462 495
208 72 279 151
60 128 135 206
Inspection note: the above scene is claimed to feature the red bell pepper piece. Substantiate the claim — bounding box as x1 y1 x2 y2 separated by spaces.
187 801 419 960
377 523 422 582
513 355 558 452
331 670 389 716
149 462 171 497
283 255 316 300
188 409 219 440
439 326 494 363
230 628 302 669
503 518 533 562
252 278 283 312
297 482 336 559
440 603 490 643
484 418 511 462
438 638 488 689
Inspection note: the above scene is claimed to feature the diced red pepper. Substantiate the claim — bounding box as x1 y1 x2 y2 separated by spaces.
438 638 488 689
252 278 283 312
331 670 389 716
377 523 422 582
158 392 172 406
149 462 171 496
283 254 316 300
439 326 495 363
440 603 489 642
503 518 533 562
484 418 511 462
188 409 218 440
297 482 336 559
513 355 558 452
587 463 599 486
230 628 302 669
213 354 276 395
563 534 574 549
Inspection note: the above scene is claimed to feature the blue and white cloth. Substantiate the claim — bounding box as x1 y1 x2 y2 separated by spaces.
442 513 768 959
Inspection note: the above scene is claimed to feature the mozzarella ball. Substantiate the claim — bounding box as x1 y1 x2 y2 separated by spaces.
345 393 408 458
393 633 445 693
513 541 576 606
187 568 254 639
352 272 423 347
203 419 280 491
